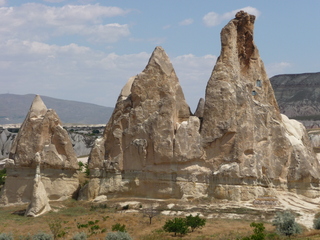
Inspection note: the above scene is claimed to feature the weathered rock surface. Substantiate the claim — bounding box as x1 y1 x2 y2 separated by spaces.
80 11 320 201
0 129 16 160
0 95 79 205
270 72 320 129
0 126 101 160
25 152 51 217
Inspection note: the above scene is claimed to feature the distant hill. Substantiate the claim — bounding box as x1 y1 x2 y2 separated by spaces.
270 72 320 128
0 94 114 124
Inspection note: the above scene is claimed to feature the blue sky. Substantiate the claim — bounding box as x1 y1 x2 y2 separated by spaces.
1 0 320 111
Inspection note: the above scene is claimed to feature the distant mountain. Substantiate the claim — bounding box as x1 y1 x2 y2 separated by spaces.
0 94 114 124
270 72 320 128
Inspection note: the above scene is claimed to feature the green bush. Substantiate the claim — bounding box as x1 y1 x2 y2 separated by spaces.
314 217 320 229
112 223 126 232
0 233 13 240
0 168 6 185
272 211 301 236
72 232 87 240
185 214 206 232
163 217 189 236
240 222 266 240
32 232 53 240
105 232 132 240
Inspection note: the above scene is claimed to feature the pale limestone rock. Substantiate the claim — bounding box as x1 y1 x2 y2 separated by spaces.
25 152 51 217
201 10 320 198
80 12 320 201
0 95 79 205
81 46 206 200
194 98 205 118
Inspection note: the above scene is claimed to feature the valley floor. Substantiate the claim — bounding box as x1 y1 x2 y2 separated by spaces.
1 190 320 239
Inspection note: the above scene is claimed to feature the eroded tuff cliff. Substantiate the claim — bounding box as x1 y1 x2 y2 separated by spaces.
270 72 320 129
0 95 79 205
81 11 320 201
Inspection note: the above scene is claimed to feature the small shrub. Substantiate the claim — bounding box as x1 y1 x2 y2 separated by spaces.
273 211 301 237
0 233 13 240
47 219 67 239
18 234 32 240
240 222 266 240
122 204 129 210
314 217 320 229
84 164 90 177
163 217 189 236
185 214 206 232
105 232 132 240
0 168 6 186
78 162 84 171
112 223 126 232
72 232 87 240
32 232 53 240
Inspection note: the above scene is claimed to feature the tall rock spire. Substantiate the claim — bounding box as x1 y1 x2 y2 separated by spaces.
81 12 320 201
200 11 320 199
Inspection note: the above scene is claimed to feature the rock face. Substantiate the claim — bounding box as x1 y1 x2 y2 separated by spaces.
270 72 320 129
0 129 16 161
0 95 79 205
80 11 320 201
25 152 51 217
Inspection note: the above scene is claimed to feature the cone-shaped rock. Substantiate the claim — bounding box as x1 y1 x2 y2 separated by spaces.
9 95 78 169
0 95 79 205
82 47 206 200
201 11 320 199
80 12 320 201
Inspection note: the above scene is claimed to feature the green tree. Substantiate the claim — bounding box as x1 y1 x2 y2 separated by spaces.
241 222 266 240
163 217 188 236
185 214 206 232
272 211 301 237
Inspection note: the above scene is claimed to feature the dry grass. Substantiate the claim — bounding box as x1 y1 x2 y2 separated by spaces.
0 199 320 239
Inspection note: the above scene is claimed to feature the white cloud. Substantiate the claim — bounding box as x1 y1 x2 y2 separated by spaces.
0 0 6 7
179 18 194 26
163 25 171 30
0 37 217 111
203 6 261 27
266 62 292 77
0 3 131 43
43 0 67 2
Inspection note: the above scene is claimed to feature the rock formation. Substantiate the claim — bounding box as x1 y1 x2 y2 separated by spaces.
0 128 16 160
270 72 320 129
25 152 51 217
80 11 320 201
0 95 79 205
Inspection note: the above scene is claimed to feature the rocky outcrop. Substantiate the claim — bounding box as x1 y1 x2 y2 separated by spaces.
0 95 79 205
0 129 16 161
0 126 101 160
270 72 320 129
80 11 320 201
25 152 51 217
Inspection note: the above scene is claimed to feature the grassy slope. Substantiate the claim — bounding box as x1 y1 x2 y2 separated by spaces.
1 199 320 239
